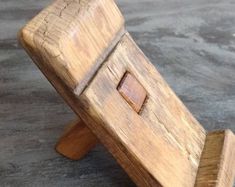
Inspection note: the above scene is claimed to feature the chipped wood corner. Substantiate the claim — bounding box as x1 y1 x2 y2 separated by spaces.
19 0 235 186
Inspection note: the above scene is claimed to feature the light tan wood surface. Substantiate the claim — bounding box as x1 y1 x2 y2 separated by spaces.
195 130 235 187
19 0 123 161
77 33 206 187
19 0 125 94
18 0 235 186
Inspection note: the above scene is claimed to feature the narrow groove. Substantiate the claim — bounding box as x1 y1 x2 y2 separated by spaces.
74 27 127 96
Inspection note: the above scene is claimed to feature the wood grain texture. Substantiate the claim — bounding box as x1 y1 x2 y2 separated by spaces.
18 0 124 162
117 72 147 113
195 130 235 187
56 119 98 160
77 33 206 187
19 0 125 93
5 0 234 186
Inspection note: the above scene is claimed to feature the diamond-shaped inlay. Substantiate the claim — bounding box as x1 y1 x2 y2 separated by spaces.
117 72 147 113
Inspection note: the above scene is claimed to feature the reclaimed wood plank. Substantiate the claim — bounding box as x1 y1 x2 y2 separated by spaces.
77 33 206 187
18 0 123 162
19 0 125 93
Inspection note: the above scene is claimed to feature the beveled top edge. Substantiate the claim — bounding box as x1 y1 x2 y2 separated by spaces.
19 0 125 94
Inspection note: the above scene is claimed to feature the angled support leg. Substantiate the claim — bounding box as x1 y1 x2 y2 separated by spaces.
56 118 98 160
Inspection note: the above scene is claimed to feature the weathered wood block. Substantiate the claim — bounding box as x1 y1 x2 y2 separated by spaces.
19 0 235 186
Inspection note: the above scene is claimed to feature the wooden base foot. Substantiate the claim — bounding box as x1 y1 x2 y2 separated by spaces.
56 119 98 160
195 130 235 187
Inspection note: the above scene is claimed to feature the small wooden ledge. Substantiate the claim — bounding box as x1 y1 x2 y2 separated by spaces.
195 130 235 187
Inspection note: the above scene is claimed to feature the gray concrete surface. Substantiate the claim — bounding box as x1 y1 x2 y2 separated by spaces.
0 0 235 186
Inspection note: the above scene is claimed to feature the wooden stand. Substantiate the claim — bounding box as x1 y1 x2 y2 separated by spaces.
19 0 235 186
